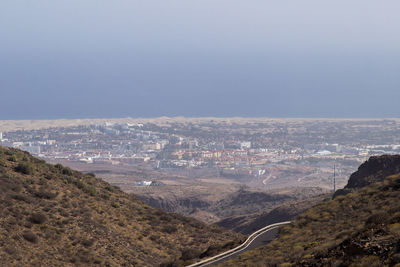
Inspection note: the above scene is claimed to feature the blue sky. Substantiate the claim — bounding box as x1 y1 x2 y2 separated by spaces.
1 1 400 119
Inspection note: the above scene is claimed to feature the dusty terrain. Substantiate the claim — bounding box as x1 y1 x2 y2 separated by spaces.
48 159 327 224
0 147 243 266
2 117 399 132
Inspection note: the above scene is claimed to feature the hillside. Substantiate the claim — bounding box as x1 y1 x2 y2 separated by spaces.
224 155 400 266
210 187 326 219
216 194 328 235
137 186 326 224
0 147 244 266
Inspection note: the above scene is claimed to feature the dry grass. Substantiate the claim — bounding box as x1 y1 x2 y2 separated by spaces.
224 172 400 266
0 146 244 266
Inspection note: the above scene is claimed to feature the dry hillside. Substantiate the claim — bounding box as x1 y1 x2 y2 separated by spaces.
224 155 400 266
0 147 243 266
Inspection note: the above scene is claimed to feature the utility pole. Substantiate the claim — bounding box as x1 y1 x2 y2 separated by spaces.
333 163 336 193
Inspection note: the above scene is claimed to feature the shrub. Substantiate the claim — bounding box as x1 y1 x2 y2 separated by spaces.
23 231 38 243
304 241 319 250
221 240 235 249
62 175 74 184
161 225 177 234
29 212 47 224
159 260 179 267
112 202 120 208
77 182 96 196
105 184 115 192
159 215 172 222
389 223 400 235
11 193 31 203
81 238 95 248
54 163 63 170
200 244 219 258
24 178 35 185
15 162 34 175
34 189 57 199
180 248 200 261
62 167 73 175
4 246 17 255
149 235 159 241
101 193 111 200
366 212 387 226
0 160 6 167
355 256 382 267
8 155 17 162
86 185 97 196
72 178 97 196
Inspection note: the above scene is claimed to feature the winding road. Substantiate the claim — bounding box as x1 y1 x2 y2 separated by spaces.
187 221 291 267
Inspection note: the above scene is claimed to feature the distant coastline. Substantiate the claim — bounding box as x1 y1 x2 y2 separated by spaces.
1 117 399 132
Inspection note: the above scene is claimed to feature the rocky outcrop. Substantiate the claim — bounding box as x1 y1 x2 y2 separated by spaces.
345 155 400 189
334 155 400 198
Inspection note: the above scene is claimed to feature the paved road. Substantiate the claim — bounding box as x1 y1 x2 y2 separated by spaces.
187 221 291 267
201 226 279 266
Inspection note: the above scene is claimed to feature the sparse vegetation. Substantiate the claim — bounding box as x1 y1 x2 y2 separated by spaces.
0 147 244 266
29 212 47 224
224 156 400 266
105 184 115 192
15 162 34 175
22 231 38 243
8 155 17 162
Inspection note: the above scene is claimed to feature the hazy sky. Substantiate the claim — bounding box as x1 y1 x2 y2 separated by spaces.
1 1 400 119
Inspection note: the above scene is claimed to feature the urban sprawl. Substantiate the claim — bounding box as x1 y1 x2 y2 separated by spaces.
1 119 400 189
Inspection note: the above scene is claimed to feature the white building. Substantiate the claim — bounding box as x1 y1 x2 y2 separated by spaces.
240 141 251 150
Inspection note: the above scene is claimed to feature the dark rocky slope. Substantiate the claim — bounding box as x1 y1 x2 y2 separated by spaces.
216 194 328 235
334 154 400 198
346 154 400 189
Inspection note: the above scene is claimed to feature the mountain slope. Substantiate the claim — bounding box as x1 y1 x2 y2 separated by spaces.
0 147 243 266
137 185 326 224
210 188 317 219
216 194 328 235
224 155 400 266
